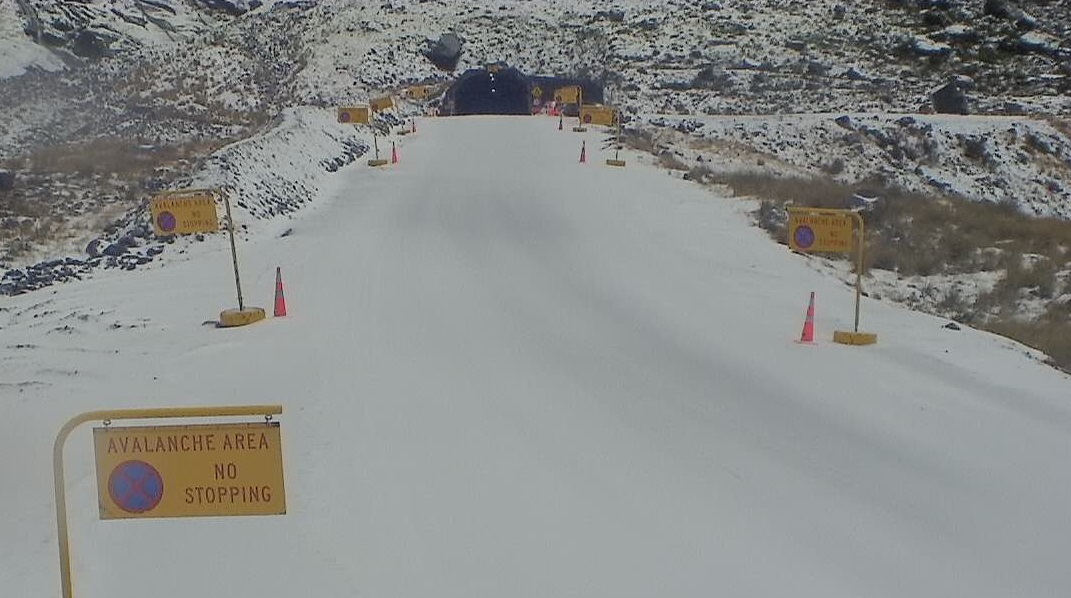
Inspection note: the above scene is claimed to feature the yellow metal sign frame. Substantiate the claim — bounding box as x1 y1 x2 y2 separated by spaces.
338 105 370 124
788 209 854 253
787 207 876 344
150 189 220 236
554 85 581 104
370 95 394 112
579 104 617 127
53 405 283 598
93 422 286 519
406 85 432 99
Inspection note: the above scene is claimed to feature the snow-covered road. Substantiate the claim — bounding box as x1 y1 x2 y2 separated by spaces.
3 115 1071 598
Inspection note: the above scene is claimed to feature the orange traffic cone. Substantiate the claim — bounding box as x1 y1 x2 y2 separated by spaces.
274 266 287 317
797 292 816 343
579 140 586 163
391 142 398 164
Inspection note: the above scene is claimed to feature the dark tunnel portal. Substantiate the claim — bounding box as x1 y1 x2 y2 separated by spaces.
453 69 531 115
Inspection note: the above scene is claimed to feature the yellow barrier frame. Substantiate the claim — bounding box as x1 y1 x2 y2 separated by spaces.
53 405 283 598
788 207 876 345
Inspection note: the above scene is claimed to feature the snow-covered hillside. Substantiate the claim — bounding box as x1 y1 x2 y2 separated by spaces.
1 0 1069 364
3 115 1071 598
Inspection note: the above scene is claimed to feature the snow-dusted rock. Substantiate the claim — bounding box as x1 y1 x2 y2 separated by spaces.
424 32 463 72
931 79 971 115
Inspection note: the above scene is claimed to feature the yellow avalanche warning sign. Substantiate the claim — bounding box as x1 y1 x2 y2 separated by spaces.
554 85 581 103
370 95 394 112
150 190 219 236
580 104 618 126
338 105 371 124
93 422 286 519
788 208 855 253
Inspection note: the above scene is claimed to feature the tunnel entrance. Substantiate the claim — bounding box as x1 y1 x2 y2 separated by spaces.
449 66 532 115
439 65 604 117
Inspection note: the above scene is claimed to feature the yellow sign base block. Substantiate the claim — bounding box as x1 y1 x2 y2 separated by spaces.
833 330 878 346
367 158 389 167
572 126 588 132
606 159 626 167
218 307 266 328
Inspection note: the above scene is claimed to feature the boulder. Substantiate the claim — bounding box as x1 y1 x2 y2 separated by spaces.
71 29 115 59
834 115 855 130
984 0 1013 19
845 66 869 81
102 243 128 257
85 238 103 258
196 0 263 15
0 169 14 191
692 65 733 90
423 33 463 72
595 9 625 22
931 78 972 114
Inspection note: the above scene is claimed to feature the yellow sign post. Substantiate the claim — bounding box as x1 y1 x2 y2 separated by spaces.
406 85 433 100
53 405 284 598
150 189 219 236
579 104 617 126
554 85 580 104
367 131 389 167
606 107 626 167
787 207 877 345
788 209 854 253
553 85 587 132
338 105 370 124
93 422 286 519
370 95 394 112
150 188 265 327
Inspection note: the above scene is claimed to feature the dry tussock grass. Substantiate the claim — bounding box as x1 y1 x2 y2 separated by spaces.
698 170 1071 371
24 138 229 177
986 309 1071 373
1043 116 1071 139
2 137 232 261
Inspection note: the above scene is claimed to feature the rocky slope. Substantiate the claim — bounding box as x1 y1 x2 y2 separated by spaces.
0 0 1069 296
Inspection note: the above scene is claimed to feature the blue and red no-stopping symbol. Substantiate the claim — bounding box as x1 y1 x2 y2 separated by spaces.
794 224 816 249
156 211 177 233
109 460 164 514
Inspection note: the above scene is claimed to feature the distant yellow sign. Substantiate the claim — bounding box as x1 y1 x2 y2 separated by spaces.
406 85 432 99
150 190 219 236
531 85 543 99
338 105 370 124
580 104 618 126
93 422 286 519
554 85 581 103
788 208 855 253
370 95 394 112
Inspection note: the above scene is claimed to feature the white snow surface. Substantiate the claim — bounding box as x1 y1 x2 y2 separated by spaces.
642 112 1071 219
0 0 65 78
2 116 1071 597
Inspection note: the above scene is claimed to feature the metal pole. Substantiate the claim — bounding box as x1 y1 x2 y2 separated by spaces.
616 108 622 160
222 191 244 311
578 86 584 128
852 212 865 333
54 405 282 598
